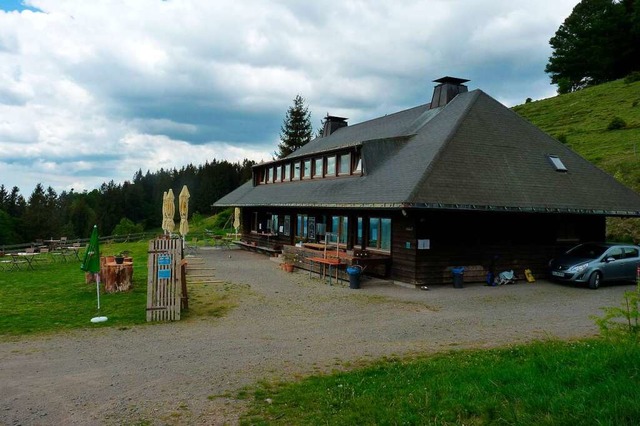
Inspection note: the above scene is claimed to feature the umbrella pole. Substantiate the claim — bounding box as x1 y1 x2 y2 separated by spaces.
90 273 108 323
96 273 101 310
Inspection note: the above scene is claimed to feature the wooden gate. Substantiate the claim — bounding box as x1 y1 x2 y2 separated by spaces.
147 237 183 321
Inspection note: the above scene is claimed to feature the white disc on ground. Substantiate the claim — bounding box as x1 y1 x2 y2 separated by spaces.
90 316 108 323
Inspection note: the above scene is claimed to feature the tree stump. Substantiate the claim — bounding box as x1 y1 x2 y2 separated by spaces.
103 262 134 293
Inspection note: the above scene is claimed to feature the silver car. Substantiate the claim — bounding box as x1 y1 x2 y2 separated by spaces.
548 242 640 289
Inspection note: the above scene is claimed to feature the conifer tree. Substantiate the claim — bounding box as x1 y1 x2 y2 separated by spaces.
276 95 313 159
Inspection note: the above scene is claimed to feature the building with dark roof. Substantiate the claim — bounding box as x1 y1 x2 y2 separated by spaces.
215 77 640 286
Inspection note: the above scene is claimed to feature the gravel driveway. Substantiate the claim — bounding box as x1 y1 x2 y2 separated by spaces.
0 248 632 425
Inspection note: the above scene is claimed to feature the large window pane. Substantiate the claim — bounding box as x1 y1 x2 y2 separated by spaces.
331 215 348 244
368 217 391 251
381 218 391 250
356 217 363 246
297 214 308 238
369 218 379 248
274 166 280 182
284 163 291 181
293 162 301 180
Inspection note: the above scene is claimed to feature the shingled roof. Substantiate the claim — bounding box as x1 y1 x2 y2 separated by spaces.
215 88 640 216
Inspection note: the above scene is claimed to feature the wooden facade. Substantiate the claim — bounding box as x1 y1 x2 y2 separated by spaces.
236 207 605 286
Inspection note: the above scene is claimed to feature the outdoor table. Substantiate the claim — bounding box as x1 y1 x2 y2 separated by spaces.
12 252 37 270
44 239 61 249
64 246 82 261
308 257 343 285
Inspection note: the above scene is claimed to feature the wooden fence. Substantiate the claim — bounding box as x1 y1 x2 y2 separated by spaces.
146 237 183 321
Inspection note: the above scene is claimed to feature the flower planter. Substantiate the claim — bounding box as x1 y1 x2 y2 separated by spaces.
283 263 294 273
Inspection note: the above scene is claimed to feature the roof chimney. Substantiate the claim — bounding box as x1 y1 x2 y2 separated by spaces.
323 115 348 137
430 76 469 109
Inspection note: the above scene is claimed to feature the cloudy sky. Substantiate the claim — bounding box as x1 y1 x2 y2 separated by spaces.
0 0 579 197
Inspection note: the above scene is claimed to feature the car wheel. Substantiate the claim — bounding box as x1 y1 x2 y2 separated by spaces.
588 271 602 290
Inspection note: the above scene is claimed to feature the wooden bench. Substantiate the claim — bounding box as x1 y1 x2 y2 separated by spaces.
233 241 282 256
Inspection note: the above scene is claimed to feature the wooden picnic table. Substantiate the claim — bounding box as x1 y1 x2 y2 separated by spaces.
308 256 344 285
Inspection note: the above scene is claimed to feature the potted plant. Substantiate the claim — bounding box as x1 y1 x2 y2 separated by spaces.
282 252 296 272
114 253 125 264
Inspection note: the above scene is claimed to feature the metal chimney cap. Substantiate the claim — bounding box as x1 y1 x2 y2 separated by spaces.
433 76 470 84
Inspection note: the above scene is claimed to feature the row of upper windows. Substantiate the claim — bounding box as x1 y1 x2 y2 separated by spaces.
257 151 362 184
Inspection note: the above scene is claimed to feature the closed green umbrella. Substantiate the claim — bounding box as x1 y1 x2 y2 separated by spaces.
81 225 106 322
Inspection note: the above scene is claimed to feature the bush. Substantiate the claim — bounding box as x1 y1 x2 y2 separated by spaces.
607 116 627 130
525 97 532 104
556 133 568 144
593 283 640 342
112 218 144 235
624 71 640 84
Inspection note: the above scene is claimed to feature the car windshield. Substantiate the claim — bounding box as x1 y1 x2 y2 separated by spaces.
566 243 608 259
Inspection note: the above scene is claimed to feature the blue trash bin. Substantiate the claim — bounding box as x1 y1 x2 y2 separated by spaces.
452 267 465 288
346 265 363 289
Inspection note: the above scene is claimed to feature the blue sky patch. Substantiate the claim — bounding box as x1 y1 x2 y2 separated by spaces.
0 1 41 12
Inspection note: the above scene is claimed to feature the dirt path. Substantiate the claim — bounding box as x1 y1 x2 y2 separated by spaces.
0 248 630 425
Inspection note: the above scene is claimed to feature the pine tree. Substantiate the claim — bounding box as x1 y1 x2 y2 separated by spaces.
276 95 313 159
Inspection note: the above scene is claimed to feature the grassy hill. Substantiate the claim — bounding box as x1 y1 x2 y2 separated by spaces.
512 77 640 241
512 77 640 192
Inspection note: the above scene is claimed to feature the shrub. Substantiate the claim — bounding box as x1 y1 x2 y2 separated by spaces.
525 97 532 104
112 218 144 235
556 133 568 144
607 116 627 130
593 282 640 342
624 71 640 84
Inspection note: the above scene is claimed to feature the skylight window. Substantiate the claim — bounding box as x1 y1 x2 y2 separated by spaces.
548 155 567 172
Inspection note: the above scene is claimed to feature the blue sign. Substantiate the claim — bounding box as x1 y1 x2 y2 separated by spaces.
158 255 171 265
158 269 171 279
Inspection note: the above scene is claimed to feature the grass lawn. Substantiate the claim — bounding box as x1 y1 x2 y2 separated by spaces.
242 339 640 425
0 239 243 338
0 241 150 337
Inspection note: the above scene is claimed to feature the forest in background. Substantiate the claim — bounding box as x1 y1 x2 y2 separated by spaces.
0 159 254 245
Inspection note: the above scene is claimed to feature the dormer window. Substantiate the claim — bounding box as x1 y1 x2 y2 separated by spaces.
254 149 361 185
326 155 336 176
313 158 323 178
338 153 350 175
302 159 311 179
548 155 567 172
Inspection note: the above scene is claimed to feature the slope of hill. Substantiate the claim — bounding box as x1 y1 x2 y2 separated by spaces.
513 78 640 192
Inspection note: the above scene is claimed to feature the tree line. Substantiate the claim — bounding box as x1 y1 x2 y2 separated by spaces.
0 159 254 245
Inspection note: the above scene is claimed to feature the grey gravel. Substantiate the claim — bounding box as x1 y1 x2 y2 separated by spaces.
0 248 632 425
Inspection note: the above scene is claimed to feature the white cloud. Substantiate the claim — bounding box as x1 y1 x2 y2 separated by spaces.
0 0 579 196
